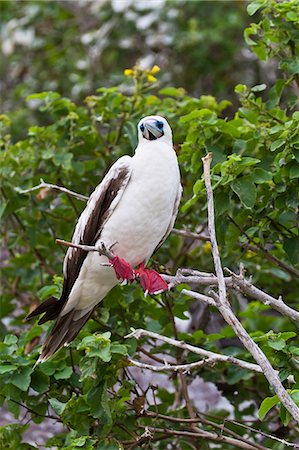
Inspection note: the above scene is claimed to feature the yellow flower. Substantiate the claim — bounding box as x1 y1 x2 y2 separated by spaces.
124 68 134 77
147 74 157 83
203 241 212 254
150 65 160 75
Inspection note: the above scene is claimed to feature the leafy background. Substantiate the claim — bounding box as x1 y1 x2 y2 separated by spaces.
1 0 299 449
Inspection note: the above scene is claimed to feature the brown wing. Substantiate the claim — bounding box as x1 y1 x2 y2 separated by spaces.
26 156 132 324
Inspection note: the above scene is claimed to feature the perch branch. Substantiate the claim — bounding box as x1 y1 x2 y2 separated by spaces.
55 239 115 259
161 271 299 322
202 152 299 423
125 329 263 374
17 179 89 201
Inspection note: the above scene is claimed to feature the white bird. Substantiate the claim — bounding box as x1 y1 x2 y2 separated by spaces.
27 115 182 361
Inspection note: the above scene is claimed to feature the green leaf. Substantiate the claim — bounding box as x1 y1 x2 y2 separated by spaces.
159 87 185 97
252 168 273 183
49 398 66 415
251 83 267 92
87 381 112 428
0 365 18 374
289 162 299 179
53 152 73 169
280 405 291 426
253 43 267 61
289 346 299 356
231 177 257 208
31 370 49 394
0 201 7 219
235 84 247 94
4 335 18 346
11 367 32 391
270 139 285 152
268 338 285 351
284 237 299 265
258 395 279 420
110 343 128 355
38 285 59 301
247 0 265 16
54 366 73 380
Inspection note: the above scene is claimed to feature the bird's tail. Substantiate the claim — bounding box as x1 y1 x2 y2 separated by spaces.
37 308 95 362
26 296 63 324
26 297 94 361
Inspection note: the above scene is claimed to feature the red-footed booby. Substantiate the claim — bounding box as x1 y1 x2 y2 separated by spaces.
27 115 182 361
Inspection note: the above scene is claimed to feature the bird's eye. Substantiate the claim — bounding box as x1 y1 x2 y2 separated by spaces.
140 124 145 132
156 120 164 130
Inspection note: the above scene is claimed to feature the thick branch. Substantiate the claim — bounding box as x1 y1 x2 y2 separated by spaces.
17 179 89 201
202 152 299 423
125 329 263 374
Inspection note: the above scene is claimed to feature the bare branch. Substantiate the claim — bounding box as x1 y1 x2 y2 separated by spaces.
162 271 299 322
225 267 299 322
128 357 212 373
144 412 269 450
125 329 263 374
181 288 217 307
139 425 263 450
16 179 89 202
202 152 299 423
56 238 115 259
172 228 209 242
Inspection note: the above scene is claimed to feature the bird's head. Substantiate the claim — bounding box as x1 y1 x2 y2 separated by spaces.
137 115 172 145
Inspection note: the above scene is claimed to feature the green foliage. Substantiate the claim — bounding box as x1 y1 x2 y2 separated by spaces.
0 1 299 448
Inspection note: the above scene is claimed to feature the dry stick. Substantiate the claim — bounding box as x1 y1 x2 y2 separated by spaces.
55 238 115 260
125 329 263 374
162 272 299 322
202 152 299 423
17 179 89 201
225 268 299 323
138 425 262 450
143 412 268 450
128 357 215 373
172 228 209 242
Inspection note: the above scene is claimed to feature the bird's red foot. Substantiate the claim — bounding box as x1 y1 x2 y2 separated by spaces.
137 263 169 296
109 256 135 283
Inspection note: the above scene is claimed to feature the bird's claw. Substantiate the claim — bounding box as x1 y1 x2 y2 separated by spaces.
136 263 169 295
109 257 169 295
109 256 135 283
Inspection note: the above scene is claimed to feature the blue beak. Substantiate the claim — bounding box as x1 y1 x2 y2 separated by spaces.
142 119 164 141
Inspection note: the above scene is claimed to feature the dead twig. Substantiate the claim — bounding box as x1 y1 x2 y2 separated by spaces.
125 329 263 374
17 178 89 202
55 238 115 259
